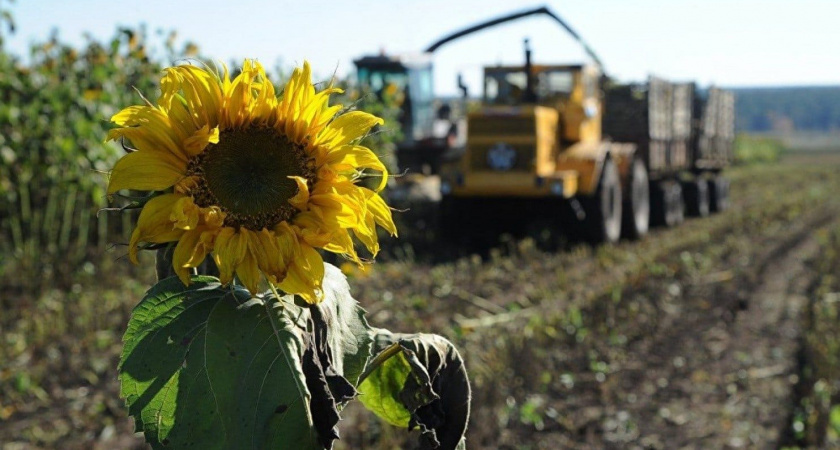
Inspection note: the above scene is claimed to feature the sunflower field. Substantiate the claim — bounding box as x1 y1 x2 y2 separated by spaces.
0 26 401 296
0 26 169 294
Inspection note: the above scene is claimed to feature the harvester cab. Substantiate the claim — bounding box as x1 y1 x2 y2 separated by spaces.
353 53 436 149
354 53 461 175
482 61 603 145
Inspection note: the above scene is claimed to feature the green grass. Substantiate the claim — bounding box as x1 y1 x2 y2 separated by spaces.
734 134 787 164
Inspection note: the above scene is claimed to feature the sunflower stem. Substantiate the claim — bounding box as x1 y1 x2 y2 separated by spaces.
266 279 286 311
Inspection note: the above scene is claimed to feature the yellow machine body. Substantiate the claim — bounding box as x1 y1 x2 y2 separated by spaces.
444 64 634 199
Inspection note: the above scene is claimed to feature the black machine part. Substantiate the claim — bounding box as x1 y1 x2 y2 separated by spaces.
423 5 604 70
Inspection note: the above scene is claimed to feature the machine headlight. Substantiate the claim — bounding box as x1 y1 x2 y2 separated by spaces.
551 181 564 196
440 180 453 195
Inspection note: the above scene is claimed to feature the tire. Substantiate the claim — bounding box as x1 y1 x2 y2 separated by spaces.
682 179 710 217
622 157 650 240
651 180 684 228
581 157 622 244
667 182 685 226
708 176 730 213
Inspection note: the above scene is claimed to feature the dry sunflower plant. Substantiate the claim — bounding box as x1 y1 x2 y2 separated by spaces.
108 60 470 449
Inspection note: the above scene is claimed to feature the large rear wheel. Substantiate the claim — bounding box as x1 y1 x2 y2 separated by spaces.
683 178 710 217
651 180 684 228
708 176 730 213
622 157 650 240
581 157 623 244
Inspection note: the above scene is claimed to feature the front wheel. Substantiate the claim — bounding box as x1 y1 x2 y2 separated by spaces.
581 157 623 244
622 157 650 240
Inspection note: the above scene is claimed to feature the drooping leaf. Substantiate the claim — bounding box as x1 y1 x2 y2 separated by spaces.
300 264 374 448
358 329 471 450
302 306 356 449
312 264 373 387
119 275 320 449
120 263 376 450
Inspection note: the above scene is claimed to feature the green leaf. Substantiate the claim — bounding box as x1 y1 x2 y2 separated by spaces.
314 264 373 387
358 330 471 450
830 405 840 436
119 276 320 449
354 344 415 427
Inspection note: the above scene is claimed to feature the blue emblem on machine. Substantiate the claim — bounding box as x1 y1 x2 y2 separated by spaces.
486 142 517 171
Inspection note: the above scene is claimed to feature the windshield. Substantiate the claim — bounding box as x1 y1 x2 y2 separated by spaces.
484 71 528 105
356 65 434 141
484 69 575 104
357 67 409 94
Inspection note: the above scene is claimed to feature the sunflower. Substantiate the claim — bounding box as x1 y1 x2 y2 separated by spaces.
107 60 396 303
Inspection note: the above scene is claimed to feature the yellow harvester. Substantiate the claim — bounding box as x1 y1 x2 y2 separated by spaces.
437 7 734 245
440 40 646 244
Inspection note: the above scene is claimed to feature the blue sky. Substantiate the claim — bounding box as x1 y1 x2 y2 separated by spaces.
5 0 839 95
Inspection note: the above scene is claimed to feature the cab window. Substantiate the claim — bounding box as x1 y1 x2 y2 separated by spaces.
484 71 528 105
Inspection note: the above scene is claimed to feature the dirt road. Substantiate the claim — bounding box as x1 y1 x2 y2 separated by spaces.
340 153 840 449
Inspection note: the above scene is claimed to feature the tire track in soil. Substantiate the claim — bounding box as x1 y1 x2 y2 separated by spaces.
341 159 840 449
487 207 840 450
612 210 834 449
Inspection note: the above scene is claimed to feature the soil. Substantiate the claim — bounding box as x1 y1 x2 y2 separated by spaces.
3 153 840 449
339 152 840 449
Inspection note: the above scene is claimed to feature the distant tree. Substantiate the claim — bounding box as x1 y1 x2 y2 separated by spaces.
733 86 840 132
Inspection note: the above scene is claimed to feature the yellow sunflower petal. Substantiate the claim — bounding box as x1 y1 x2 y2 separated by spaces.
311 182 369 226
279 243 324 304
287 176 310 211
309 196 361 228
183 125 219 156
274 221 301 264
107 126 189 163
111 105 187 150
280 65 309 138
247 228 284 283
250 69 277 125
128 193 185 264
159 96 200 140
213 228 247 285
222 62 255 128
173 65 224 127
352 211 380 256
276 66 300 125
315 111 383 148
307 90 343 134
362 188 398 236
107 150 187 194
292 212 332 247
236 250 262 295
171 228 213 286
201 206 226 229
324 145 389 191
171 196 200 230
323 228 360 263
